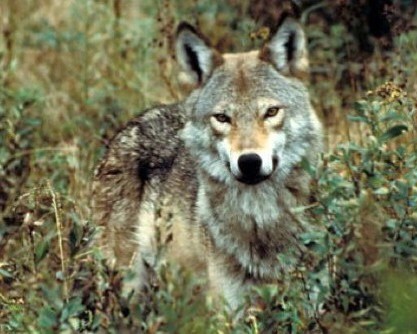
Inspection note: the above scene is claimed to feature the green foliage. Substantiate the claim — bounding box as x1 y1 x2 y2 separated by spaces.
383 271 417 333
1 1 417 333
309 90 417 332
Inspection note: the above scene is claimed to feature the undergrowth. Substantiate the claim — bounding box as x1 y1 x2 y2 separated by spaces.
1 1 417 333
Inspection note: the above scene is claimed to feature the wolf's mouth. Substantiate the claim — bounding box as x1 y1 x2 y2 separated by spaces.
236 174 270 185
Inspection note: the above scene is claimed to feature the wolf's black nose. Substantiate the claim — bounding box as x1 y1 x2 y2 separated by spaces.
238 153 262 177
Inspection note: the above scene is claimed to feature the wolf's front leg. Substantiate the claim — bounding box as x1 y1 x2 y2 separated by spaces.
120 200 161 297
207 255 248 312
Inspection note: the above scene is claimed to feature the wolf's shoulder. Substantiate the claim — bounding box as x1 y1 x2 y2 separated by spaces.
108 103 185 149
95 103 188 179
127 103 186 129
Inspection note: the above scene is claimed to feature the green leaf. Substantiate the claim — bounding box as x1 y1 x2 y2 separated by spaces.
38 306 58 329
381 110 406 122
347 115 370 124
300 157 315 177
353 100 368 114
0 268 13 278
374 187 389 195
35 239 50 264
379 125 408 142
61 297 84 322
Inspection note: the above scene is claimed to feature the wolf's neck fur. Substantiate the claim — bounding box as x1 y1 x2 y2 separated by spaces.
197 171 305 279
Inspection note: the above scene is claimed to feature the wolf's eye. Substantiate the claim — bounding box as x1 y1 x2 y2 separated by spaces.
264 107 281 119
213 114 231 123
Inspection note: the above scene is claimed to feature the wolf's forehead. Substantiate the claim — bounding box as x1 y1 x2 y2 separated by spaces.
222 51 261 66
222 51 264 84
196 50 308 115
218 51 284 98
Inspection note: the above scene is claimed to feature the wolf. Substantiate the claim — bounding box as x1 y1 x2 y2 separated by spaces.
92 17 323 311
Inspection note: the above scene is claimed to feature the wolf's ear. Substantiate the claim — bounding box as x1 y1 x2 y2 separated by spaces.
260 17 309 79
176 22 223 86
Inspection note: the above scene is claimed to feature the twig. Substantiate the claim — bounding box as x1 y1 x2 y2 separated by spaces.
47 180 68 302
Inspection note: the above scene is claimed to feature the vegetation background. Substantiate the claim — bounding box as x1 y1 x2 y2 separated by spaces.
1 0 416 333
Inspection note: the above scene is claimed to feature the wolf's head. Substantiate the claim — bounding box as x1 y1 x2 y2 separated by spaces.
179 18 322 186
